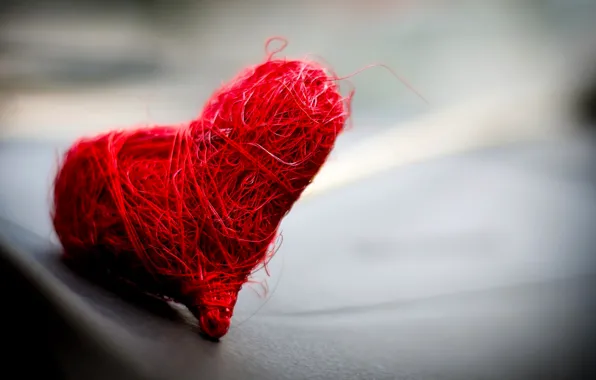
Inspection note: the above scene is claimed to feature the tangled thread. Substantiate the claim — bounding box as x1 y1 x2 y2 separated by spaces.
52 38 352 340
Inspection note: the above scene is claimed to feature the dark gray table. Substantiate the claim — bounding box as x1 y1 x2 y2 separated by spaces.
1 134 595 380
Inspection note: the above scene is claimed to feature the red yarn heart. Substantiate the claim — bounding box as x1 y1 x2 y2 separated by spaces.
52 40 352 340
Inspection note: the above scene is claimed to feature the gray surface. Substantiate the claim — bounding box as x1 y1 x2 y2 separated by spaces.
1 135 596 379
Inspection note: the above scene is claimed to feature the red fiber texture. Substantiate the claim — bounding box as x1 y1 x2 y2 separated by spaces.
52 40 352 340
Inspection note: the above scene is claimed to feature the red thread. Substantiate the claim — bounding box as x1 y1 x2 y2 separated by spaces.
51 39 352 340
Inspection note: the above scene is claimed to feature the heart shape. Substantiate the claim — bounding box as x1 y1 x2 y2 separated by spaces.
52 42 351 339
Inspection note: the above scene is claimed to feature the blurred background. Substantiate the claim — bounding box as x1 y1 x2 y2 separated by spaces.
1 0 595 150
1 2 596 379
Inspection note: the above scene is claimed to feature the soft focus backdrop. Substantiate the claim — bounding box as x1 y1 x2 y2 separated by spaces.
2 0 596 193
1 2 596 379
1 0 595 142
